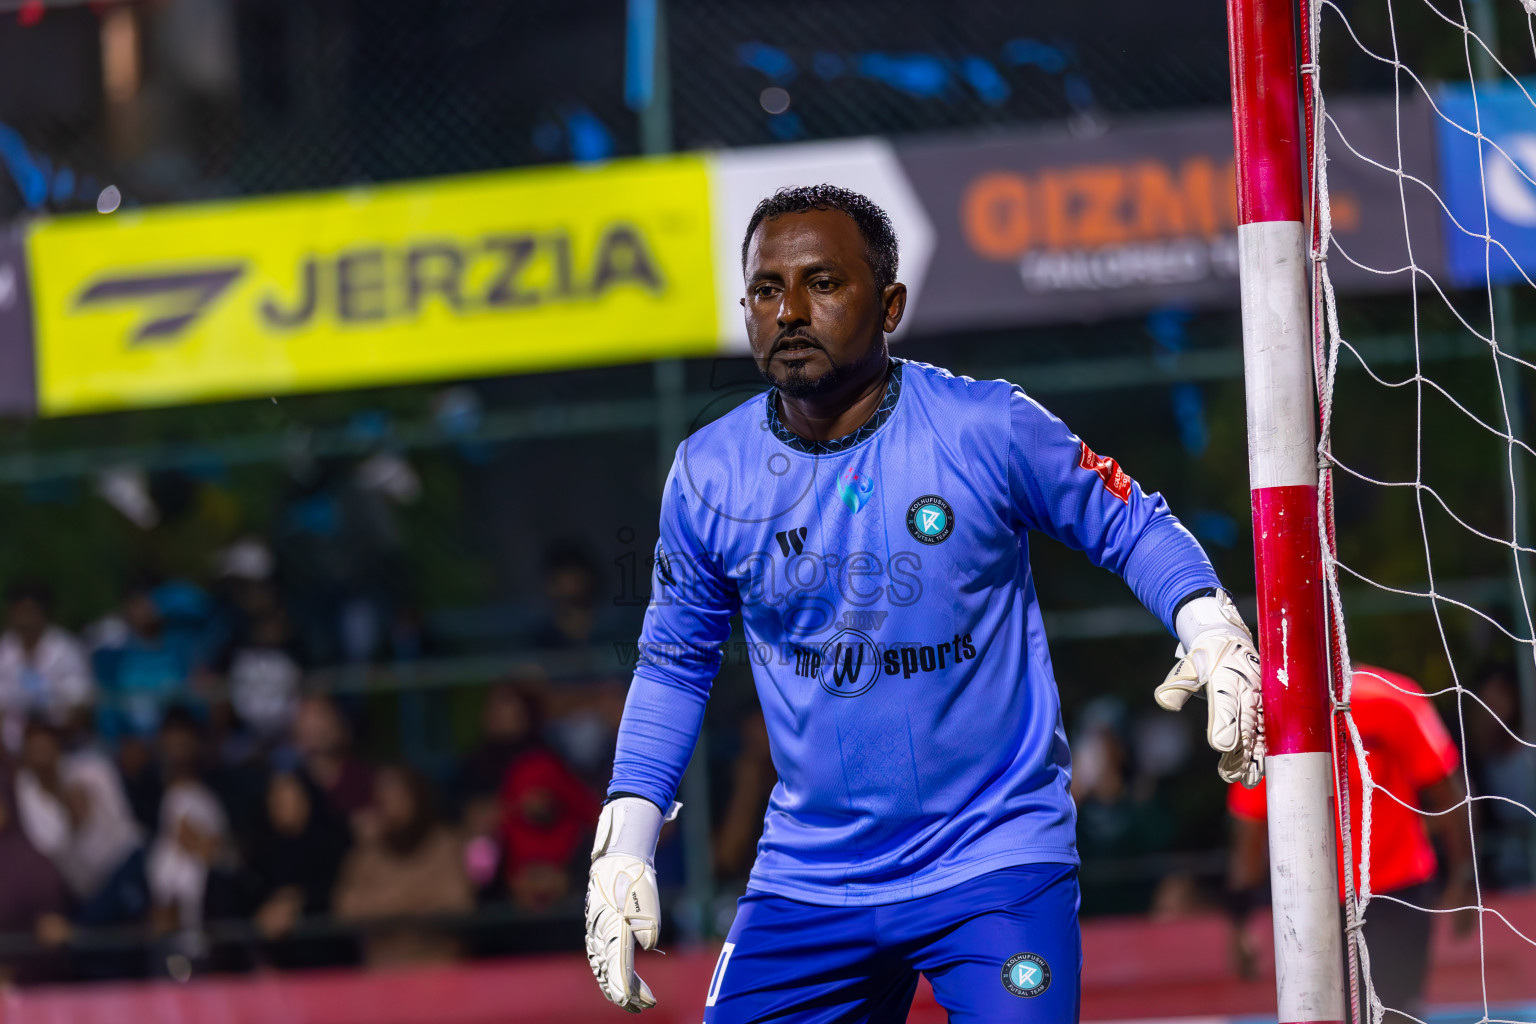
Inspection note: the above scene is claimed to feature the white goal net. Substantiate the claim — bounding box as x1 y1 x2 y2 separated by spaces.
1308 0 1536 1021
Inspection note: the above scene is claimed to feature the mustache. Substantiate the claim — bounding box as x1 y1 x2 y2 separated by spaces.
771 331 825 355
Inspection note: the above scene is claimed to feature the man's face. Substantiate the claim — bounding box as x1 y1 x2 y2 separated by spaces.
293 697 345 756
267 774 310 835
545 566 596 610
124 591 160 637
742 209 900 398
7 598 46 642
159 725 198 774
375 769 417 834
21 729 58 775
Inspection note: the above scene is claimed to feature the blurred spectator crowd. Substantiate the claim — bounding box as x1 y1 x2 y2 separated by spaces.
0 539 631 986
1066 669 1536 921
0 521 1530 989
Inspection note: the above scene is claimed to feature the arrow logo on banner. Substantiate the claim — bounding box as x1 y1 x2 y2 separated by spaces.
75 265 246 345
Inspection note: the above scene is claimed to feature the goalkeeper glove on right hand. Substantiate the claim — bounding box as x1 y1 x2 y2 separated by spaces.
585 797 678 1013
1154 589 1266 788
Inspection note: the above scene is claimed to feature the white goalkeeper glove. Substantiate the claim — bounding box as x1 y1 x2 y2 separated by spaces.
1154 589 1266 788
585 797 679 1013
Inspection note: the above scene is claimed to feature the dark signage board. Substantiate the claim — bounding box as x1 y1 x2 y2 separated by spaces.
0 231 36 416
898 96 1442 333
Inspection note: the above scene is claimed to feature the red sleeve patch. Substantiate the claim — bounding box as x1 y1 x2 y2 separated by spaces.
1078 441 1132 503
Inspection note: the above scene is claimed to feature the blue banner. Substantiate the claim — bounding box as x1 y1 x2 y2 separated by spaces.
1437 79 1536 288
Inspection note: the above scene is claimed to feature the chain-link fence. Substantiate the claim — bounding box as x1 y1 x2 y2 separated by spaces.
0 0 637 219
668 0 1232 150
8 0 1536 226
1 0 1242 223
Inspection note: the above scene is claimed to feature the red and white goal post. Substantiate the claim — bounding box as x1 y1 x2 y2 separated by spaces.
1227 0 1354 1021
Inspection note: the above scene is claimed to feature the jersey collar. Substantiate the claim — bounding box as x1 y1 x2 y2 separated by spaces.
766 359 904 455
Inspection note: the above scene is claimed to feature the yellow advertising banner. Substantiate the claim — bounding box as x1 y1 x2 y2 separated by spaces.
28 156 717 415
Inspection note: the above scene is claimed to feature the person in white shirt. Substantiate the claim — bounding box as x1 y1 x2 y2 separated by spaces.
226 610 301 742
0 582 95 754
147 708 228 932
15 720 146 924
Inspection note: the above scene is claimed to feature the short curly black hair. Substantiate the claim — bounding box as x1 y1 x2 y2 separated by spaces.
741 184 900 292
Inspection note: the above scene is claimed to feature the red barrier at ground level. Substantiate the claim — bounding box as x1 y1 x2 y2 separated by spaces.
5 892 1533 1023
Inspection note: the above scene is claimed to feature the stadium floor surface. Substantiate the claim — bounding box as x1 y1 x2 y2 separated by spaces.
2 891 1531 1023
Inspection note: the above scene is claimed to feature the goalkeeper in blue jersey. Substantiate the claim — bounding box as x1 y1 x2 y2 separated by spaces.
585 185 1266 1022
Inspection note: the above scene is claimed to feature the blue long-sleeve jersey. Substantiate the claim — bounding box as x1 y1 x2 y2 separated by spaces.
609 359 1219 906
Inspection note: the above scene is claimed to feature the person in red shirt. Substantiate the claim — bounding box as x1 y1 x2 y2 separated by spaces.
495 688 601 912
1228 665 1473 1023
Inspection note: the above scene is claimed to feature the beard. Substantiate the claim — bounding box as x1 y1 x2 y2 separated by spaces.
760 349 851 399
758 335 882 400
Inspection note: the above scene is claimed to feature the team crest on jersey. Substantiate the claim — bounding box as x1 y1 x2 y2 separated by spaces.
1002 952 1050 998
836 465 876 513
1078 441 1132 503
906 495 954 544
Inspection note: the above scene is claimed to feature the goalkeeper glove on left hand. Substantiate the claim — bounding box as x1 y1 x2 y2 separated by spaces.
1155 589 1266 788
